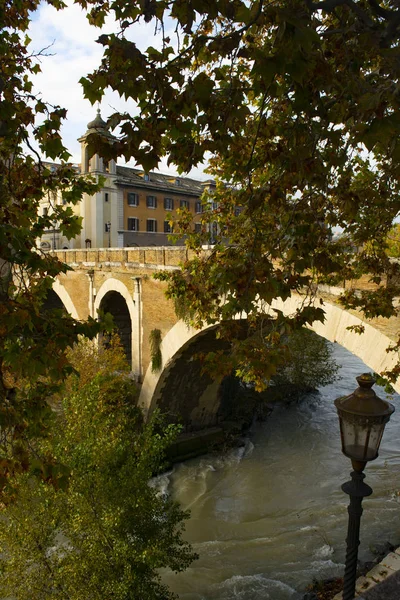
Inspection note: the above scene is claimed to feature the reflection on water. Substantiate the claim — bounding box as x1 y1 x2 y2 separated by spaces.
160 344 400 599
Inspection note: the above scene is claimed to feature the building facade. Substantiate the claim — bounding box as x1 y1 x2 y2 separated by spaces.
40 110 215 250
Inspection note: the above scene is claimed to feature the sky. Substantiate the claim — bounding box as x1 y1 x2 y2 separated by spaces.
28 1 208 179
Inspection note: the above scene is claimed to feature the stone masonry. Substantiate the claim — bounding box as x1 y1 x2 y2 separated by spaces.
333 547 400 600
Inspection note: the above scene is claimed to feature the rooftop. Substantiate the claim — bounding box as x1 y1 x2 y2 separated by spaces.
115 165 213 196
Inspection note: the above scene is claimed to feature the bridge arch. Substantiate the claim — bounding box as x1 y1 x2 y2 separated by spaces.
139 322 232 430
41 289 66 313
94 278 136 370
272 297 400 392
52 280 79 319
139 320 211 415
139 297 400 418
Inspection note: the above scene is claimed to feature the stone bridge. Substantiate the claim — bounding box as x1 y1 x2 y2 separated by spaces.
50 247 400 430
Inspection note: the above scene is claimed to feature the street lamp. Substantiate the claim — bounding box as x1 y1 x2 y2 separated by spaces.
334 373 395 600
105 221 111 248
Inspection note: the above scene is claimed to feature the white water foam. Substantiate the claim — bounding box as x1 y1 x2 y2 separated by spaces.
148 470 172 497
313 544 334 559
212 573 301 599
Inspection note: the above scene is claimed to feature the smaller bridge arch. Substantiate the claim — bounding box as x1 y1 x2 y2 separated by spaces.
52 280 79 319
94 278 137 372
41 289 66 313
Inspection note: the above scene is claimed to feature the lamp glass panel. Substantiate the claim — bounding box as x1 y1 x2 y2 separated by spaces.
340 418 384 462
365 421 385 457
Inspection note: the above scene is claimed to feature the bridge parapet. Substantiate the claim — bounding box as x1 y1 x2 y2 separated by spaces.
52 246 195 271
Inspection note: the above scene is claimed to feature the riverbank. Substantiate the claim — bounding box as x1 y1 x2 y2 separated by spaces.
334 545 400 599
304 543 400 600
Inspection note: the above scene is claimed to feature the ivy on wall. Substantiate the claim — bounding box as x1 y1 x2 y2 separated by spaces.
149 328 162 373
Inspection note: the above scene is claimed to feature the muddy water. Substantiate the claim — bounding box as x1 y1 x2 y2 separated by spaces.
159 343 400 599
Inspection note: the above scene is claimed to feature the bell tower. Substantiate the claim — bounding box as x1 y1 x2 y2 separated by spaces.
78 108 117 175
77 109 120 248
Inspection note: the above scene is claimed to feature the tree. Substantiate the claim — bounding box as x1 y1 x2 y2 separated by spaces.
0 1 102 489
271 328 340 392
218 328 339 428
0 338 197 600
76 0 400 387
385 223 400 258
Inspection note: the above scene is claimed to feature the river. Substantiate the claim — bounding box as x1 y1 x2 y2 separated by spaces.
159 342 400 599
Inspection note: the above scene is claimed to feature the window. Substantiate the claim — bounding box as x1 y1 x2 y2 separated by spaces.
147 195 157 208
105 222 111 233
164 221 172 233
128 192 139 207
194 223 202 233
180 200 189 209
43 207 48 216
128 218 139 231
164 197 174 210
62 195 67 206
195 201 202 214
234 207 242 217
212 202 219 211
105 192 109 203
147 219 157 233
144 173 150 181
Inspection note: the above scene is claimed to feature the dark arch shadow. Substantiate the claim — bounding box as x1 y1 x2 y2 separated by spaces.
100 291 132 365
154 326 232 432
41 289 67 313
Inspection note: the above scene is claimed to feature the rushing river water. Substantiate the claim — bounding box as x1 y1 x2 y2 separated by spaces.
159 343 400 600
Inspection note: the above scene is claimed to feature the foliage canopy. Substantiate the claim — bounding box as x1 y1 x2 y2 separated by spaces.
0 0 103 487
0 338 197 600
76 0 400 385
3 0 400 476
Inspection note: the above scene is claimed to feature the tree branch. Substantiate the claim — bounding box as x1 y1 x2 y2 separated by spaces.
307 0 374 28
367 0 393 20
382 10 400 44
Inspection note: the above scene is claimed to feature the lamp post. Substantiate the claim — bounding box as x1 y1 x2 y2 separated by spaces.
105 221 111 248
334 373 394 600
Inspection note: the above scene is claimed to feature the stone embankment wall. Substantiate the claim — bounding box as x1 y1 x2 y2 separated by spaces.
333 547 400 599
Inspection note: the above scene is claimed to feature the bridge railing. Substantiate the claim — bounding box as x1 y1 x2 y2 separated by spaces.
51 246 197 269
51 247 393 291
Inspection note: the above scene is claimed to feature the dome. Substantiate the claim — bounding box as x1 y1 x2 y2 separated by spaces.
78 107 116 144
87 108 107 130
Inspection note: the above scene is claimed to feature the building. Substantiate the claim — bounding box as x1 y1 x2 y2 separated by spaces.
40 110 215 250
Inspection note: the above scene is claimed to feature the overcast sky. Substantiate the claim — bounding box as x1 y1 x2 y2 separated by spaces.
28 1 208 179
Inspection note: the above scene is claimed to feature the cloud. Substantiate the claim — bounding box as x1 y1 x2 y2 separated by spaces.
29 2 122 159
27 1 208 179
